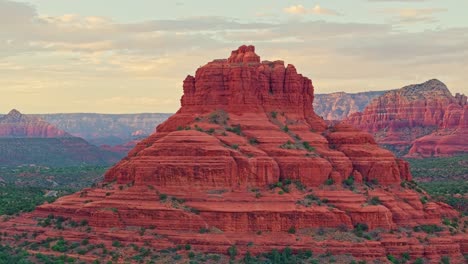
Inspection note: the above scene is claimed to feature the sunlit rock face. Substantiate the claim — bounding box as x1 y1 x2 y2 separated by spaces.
314 91 387 121
345 79 468 157
0 46 465 263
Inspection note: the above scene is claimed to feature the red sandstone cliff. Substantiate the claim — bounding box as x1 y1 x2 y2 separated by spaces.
106 45 408 187
0 46 465 263
314 91 387 120
345 80 468 157
0 109 70 138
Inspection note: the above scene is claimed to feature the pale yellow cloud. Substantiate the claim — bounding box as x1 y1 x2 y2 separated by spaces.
29 41 114 52
284 4 340 16
39 14 113 29
382 8 447 23
284 5 307 14
0 0 467 114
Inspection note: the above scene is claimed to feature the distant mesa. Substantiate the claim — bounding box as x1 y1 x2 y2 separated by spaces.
314 91 387 120
34 113 171 147
0 109 121 166
344 79 468 157
0 109 71 138
0 46 466 262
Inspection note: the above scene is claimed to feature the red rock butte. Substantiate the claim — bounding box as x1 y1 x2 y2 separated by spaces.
345 79 468 157
1 45 466 263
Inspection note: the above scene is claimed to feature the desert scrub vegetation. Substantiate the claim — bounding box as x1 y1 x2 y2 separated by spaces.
226 124 242 135
208 110 229 125
0 186 67 216
412 224 444 234
302 142 315 152
405 154 468 180
0 165 108 190
296 194 330 207
158 193 200 214
417 180 468 214
269 178 306 193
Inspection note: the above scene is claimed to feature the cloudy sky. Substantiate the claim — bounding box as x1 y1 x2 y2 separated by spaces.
1 0 467 113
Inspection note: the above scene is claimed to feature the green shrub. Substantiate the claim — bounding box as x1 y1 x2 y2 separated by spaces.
111 240 121 247
387 254 399 264
227 245 237 260
343 176 355 187
353 223 369 237
413 224 443 234
226 124 242 135
199 227 209 234
51 238 68 253
369 196 382 205
402 252 410 261
159 193 168 201
420 196 428 204
440 256 450 264
249 138 259 145
303 142 315 152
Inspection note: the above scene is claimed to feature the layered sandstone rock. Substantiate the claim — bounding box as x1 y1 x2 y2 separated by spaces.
0 109 70 138
345 79 468 157
0 46 465 263
314 91 387 120
408 104 468 157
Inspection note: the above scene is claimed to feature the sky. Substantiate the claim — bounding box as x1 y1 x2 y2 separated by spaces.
1 0 467 114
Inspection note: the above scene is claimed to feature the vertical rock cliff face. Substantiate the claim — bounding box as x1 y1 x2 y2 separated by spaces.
106 45 408 188
345 80 468 157
0 46 465 263
314 91 387 120
408 103 467 157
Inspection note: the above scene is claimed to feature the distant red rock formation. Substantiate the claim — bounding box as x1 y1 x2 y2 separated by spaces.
0 109 121 166
0 109 70 138
1 46 465 263
314 91 387 120
345 79 468 157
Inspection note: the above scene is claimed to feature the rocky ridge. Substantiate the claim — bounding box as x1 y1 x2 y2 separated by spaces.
345 79 468 157
33 113 171 146
0 109 70 138
0 109 121 166
314 91 387 120
0 46 466 263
